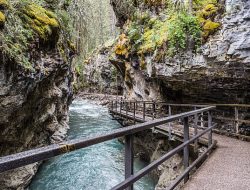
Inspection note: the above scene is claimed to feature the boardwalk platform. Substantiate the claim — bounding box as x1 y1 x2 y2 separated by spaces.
110 102 250 190
183 134 250 190
110 108 211 146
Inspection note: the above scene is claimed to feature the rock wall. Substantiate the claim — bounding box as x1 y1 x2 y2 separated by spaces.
0 53 73 190
159 0 250 104
133 131 184 190
110 0 250 104
0 1 74 189
76 42 123 95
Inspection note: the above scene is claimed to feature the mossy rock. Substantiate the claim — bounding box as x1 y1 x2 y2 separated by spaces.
0 11 5 25
0 0 9 9
201 4 218 17
195 1 221 40
115 34 130 57
20 3 59 40
202 20 220 38
203 20 220 30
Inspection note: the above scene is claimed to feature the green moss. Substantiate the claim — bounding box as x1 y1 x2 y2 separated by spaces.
203 20 220 30
167 12 202 55
139 19 168 53
0 0 9 9
24 4 59 27
20 3 59 40
0 1 71 70
193 0 218 7
202 19 220 38
0 11 5 24
113 0 222 60
125 11 201 56
195 0 221 39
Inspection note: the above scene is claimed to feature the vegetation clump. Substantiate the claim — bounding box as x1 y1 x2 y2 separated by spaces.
20 3 59 40
113 0 222 60
0 11 5 25
115 33 130 58
0 0 74 70
195 2 221 39
167 12 201 55
0 0 9 9
144 0 166 7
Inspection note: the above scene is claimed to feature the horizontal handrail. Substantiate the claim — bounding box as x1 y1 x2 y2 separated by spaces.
111 101 209 108
112 100 250 108
111 100 250 136
167 141 217 190
0 106 215 173
111 125 216 190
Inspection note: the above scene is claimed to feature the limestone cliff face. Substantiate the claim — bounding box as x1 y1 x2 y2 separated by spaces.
160 0 250 103
76 43 123 95
0 1 74 189
133 131 184 190
0 54 74 189
110 0 250 104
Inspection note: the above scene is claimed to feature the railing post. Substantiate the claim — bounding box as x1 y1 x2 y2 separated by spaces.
133 102 136 124
183 117 189 183
143 102 146 122
194 107 198 155
235 107 239 134
168 105 172 140
116 100 118 112
126 101 128 116
200 112 204 128
208 111 212 147
152 102 155 120
120 100 122 115
125 134 134 190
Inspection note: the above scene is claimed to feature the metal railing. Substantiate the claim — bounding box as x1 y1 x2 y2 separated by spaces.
211 104 250 137
109 100 212 141
110 100 250 140
0 106 216 190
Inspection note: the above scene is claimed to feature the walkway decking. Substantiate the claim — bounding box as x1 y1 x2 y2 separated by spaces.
110 108 211 146
183 134 250 190
110 102 250 190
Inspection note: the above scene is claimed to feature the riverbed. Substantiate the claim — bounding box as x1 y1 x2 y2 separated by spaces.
29 99 156 190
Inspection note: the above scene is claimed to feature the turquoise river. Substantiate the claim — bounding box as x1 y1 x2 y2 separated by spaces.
29 100 156 190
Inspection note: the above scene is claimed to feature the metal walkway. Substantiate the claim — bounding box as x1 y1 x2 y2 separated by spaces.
109 106 211 146
183 134 250 190
0 104 216 190
1 100 249 190
109 100 250 190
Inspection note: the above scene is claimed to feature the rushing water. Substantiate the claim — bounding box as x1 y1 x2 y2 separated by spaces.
29 100 156 190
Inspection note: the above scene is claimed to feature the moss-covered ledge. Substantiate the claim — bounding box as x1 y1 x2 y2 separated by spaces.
0 0 74 71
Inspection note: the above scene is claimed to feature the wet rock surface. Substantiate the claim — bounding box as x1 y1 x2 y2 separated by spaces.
111 0 250 104
0 50 74 189
133 131 184 190
158 0 250 104
77 44 123 95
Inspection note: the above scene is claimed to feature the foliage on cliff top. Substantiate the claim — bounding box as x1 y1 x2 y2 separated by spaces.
19 2 59 40
0 0 9 8
113 0 222 59
0 0 74 70
195 2 221 40
0 11 5 24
